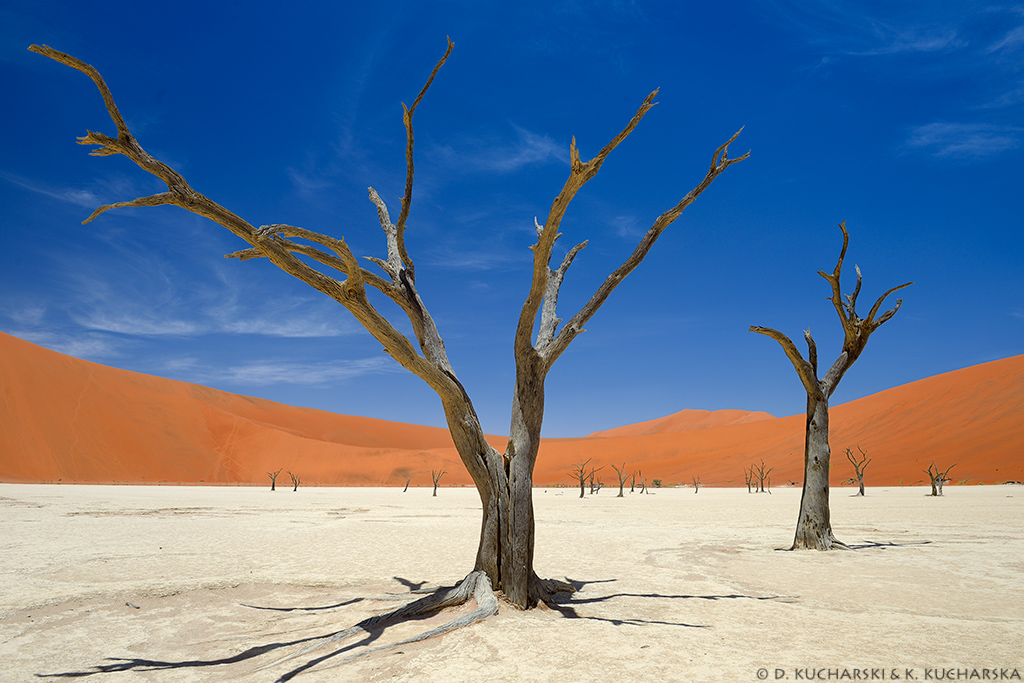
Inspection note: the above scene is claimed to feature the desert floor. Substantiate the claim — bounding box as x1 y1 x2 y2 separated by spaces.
1 484 1022 682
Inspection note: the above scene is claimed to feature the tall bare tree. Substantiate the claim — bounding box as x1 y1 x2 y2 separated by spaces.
925 462 956 496
268 468 282 492
431 469 446 497
845 445 871 496
288 470 301 492
611 463 630 498
33 41 745 660
751 223 911 550
743 466 755 493
692 475 701 493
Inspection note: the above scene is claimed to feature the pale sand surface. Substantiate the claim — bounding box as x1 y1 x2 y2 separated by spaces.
1 484 1022 682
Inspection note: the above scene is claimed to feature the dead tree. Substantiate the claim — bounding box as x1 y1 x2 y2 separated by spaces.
630 472 636 493
925 462 956 496
743 466 755 493
569 459 600 499
33 40 745 663
751 460 773 493
268 468 282 492
846 445 871 496
638 471 649 494
403 474 410 493
751 222 911 550
288 470 301 492
692 475 701 493
431 469 446 497
611 463 630 498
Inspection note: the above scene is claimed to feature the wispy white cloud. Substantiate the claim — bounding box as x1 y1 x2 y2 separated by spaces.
610 214 642 238
6 330 124 360
0 171 101 208
423 243 531 271
905 122 1022 158
72 311 203 337
219 317 355 338
217 357 395 386
432 124 569 174
985 25 1024 54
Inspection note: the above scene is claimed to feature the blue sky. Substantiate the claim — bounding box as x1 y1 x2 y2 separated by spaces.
2 1 1021 437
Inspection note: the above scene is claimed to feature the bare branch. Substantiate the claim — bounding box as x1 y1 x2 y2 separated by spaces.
749 325 820 398
82 192 177 224
536 240 588 350
803 328 818 377
543 129 748 366
395 38 454 281
865 281 913 327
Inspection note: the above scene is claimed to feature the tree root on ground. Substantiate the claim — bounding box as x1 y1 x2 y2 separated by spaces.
258 570 499 676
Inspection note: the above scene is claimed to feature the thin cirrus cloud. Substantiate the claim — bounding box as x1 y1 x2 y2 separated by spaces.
432 124 569 174
905 122 1022 159
216 357 395 386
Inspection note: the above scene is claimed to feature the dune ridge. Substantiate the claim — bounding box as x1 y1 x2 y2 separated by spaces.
1 331 1021 487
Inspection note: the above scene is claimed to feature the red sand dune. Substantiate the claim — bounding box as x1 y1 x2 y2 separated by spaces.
1 331 1022 488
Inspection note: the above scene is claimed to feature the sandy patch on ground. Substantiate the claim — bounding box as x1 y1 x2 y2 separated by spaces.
1 484 1022 682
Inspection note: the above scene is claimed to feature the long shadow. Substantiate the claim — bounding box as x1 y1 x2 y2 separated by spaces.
36 576 782 679
35 576 460 681
543 578 796 629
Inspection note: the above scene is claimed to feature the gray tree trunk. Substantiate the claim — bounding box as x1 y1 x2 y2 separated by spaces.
751 222 911 551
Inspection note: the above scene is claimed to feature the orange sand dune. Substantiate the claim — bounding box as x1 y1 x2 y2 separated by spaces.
1 331 1021 488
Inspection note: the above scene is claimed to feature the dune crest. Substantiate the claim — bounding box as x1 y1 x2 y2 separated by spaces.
1 331 1021 487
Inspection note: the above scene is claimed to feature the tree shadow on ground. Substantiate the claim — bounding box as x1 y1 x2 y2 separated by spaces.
541 577 798 629
35 575 785 679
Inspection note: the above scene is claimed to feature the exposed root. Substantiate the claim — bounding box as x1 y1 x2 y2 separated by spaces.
531 575 578 606
257 570 497 675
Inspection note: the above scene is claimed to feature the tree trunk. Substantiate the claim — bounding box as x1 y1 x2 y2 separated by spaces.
792 396 842 550
856 473 865 496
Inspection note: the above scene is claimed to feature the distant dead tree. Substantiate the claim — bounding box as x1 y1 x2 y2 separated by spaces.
34 39 746 665
588 473 604 494
630 472 636 494
751 460 773 494
637 471 649 494
751 222 911 550
611 463 631 498
268 468 282 492
569 459 601 499
846 445 871 496
925 462 956 496
431 469 446 497
288 470 301 492
743 466 755 493
692 475 701 493
403 474 410 493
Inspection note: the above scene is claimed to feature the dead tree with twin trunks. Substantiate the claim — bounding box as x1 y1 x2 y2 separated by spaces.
32 41 746 666
751 223 911 550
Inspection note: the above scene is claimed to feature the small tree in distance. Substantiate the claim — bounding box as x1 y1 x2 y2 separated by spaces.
692 475 701 493
403 474 411 493
268 468 282 492
569 459 601 499
431 469 446 497
288 470 301 492
611 463 631 498
751 222 911 550
846 445 871 496
925 462 956 496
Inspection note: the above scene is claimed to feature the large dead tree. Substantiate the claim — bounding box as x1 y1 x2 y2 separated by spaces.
751 223 911 550
268 468 282 492
33 41 746 665
845 445 870 496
